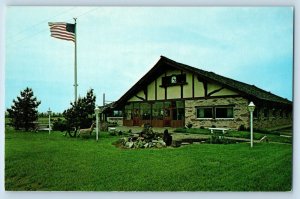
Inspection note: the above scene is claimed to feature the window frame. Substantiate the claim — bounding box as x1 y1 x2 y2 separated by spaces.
196 107 214 119
215 106 234 119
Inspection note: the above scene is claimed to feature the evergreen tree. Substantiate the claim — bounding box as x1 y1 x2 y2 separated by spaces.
63 89 96 137
7 87 41 131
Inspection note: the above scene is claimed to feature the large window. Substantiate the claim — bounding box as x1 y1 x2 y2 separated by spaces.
196 107 213 119
196 106 234 119
215 107 233 119
152 102 164 120
124 104 132 120
140 103 151 120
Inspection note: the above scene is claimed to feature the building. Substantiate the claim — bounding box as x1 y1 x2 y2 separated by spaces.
110 56 292 130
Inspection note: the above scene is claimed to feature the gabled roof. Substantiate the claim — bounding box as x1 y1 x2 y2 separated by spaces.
114 56 292 108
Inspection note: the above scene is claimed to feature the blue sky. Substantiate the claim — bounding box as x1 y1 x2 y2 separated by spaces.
5 6 293 113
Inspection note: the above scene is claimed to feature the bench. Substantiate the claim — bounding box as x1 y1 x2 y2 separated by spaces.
35 124 52 132
208 128 229 134
108 127 116 132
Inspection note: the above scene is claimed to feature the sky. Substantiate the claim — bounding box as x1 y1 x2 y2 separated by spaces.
5 6 294 113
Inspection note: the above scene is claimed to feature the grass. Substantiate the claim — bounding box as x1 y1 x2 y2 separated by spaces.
5 127 292 191
174 127 292 144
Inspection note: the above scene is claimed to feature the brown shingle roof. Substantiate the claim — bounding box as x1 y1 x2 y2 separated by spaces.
161 56 292 105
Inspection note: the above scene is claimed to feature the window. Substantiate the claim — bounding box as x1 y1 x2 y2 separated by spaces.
161 74 186 87
263 108 269 118
113 110 122 117
196 107 213 119
196 106 234 119
152 102 164 120
132 103 140 118
215 107 233 119
140 103 151 120
124 104 132 120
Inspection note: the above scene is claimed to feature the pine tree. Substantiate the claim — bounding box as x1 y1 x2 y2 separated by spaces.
63 89 96 137
7 87 41 131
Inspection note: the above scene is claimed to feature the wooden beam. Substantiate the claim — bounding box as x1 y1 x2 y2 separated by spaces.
203 81 208 97
134 95 146 101
181 70 183 98
155 79 157 100
143 88 148 101
165 72 167 100
207 87 225 97
192 73 195 98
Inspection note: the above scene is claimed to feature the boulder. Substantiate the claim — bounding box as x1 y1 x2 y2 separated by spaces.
125 141 134 148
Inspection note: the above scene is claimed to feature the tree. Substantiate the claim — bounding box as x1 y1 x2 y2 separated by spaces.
63 89 96 137
7 87 41 131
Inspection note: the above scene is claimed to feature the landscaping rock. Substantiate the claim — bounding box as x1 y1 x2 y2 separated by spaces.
118 125 167 149
125 141 134 148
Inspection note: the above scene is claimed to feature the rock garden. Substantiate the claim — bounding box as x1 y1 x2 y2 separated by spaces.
113 125 172 149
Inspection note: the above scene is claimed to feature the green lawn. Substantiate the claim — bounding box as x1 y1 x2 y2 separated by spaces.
5 127 292 191
174 127 293 144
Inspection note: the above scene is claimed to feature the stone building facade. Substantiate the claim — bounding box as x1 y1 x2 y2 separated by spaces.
185 97 249 129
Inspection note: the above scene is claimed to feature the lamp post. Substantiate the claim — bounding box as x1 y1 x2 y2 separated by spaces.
94 106 100 141
248 102 255 148
47 108 52 134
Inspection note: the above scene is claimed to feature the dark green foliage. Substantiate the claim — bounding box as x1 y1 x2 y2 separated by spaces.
52 118 67 132
186 123 193 129
238 125 246 131
63 89 96 137
7 87 41 131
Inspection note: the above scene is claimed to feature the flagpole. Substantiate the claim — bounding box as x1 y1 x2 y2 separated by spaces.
74 18 78 102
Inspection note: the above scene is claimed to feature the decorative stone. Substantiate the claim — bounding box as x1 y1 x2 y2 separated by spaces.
125 141 134 148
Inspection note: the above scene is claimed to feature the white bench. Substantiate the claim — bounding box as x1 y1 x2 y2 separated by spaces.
209 128 229 134
108 127 116 132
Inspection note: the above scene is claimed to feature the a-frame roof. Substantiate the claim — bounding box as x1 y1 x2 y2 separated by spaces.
113 56 292 108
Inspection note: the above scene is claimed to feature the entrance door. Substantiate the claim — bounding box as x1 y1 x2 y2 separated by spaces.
163 107 172 127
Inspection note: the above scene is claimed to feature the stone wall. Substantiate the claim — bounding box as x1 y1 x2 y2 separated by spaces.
253 109 292 129
185 97 249 130
185 97 293 130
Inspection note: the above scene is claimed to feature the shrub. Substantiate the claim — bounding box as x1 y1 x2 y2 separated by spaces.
238 125 246 131
52 118 67 132
187 123 193 129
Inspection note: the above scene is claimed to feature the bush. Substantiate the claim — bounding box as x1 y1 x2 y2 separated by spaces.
52 118 67 132
238 125 246 131
187 123 193 129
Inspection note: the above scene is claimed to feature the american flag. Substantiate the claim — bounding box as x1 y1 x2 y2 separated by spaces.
48 22 76 42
